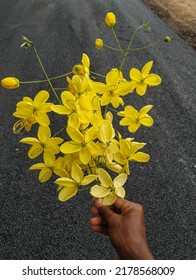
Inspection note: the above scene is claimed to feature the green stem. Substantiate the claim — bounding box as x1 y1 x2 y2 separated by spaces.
20 71 73 84
103 43 122 51
108 106 119 113
103 105 108 118
52 125 67 137
112 27 125 56
128 39 165 51
119 26 142 71
99 38 166 54
78 186 92 192
88 164 93 174
33 45 61 104
90 71 106 78
54 88 67 90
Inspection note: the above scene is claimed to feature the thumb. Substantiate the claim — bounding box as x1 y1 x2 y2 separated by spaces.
113 197 133 211
94 198 115 221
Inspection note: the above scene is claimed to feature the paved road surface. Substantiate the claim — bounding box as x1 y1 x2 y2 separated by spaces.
0 0 195 259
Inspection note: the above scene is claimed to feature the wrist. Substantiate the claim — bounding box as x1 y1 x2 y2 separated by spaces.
117 239 155 260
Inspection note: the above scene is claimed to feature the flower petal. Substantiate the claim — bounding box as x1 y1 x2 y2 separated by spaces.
142 61 153 77
58 186 78 202
97 168 113 187
128 123 140 133
28 144 43 159
35 111 50 126
15 101 33 116
82 53 90 69
87 141 101 155
81 175 97 185
29 163 46 170
51 105 72 115
115 186 125 198
60 142 81 154
145 74 161 86
106 69 118 86
93 82 107 95
44 152 55 167
39 168 52 182
61 91 75 106
139 115 154 127
84 127 96 143
130 152 150 162
113 173 127 188
115 81 134 96
99 120 114 143
68 113 80 128
119 118 130 126
71 164 83 184
139 105 153 116
79 147 91 164
136 84 147 96
19 137 40 145
90 185 110 197
47 137 64 146
130 68 142 82
38 125 51 143
55 177 76 187
102 192 116 205
34 90 49 107
67 126 84 143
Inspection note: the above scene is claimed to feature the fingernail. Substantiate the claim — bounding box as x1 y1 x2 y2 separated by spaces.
95 198 103 207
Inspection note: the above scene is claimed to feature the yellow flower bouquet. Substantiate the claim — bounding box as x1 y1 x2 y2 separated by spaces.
1 12 169 205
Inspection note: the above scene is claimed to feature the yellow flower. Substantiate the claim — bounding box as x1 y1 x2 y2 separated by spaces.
20 125 63 159
13 90 52 126
72 64 85 75
114 139 150 174
90 168 127 205
130 61 161 96
60 126 101 165
13 115 36 134
29 152 68 182
55 164 97 202
51 90 92 128
86 94 103 129
98 120 119 162
81 53 90 75
71 53 90 76
1 77 20 89
118 105 154 132
95 38 103 49
93 68 133 108
105 12 116 28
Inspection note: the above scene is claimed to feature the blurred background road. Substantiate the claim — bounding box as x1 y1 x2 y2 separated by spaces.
143 0 196 48
0 0 195 259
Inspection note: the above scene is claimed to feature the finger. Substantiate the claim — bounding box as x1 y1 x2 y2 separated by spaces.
113 197 134 212
92 197 97 203
90 206 99 215
94 198 116 221
90 225 108 235
89 216 103 226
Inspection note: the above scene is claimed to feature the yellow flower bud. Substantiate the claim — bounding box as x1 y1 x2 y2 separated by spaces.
1 77 20 89
72 64 85 75
105 12 116 28
95 38 103 49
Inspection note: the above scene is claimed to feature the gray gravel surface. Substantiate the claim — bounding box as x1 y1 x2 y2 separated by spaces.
0 0 195 260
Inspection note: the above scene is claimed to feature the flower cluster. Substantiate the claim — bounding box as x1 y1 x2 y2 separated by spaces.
1 12 167 205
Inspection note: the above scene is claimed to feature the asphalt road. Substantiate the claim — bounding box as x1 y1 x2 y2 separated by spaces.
0 0 195 260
